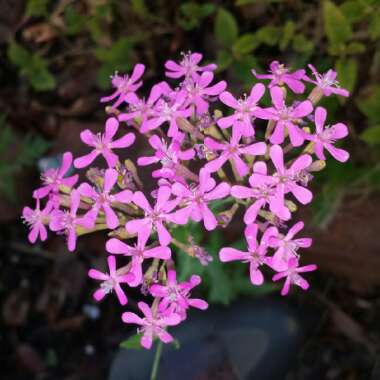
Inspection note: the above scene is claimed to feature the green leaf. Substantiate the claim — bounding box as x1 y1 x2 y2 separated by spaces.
323 1 352 52
279 20 296 50
216 50 233 71
64 5 86 35
360 126 380 145
368 11 380 40
232 33 257 56
340 0 368 23
95 37 134 89
8 41 55 91
292 34 314 55
356 85 380 124
120 334 142 350
131 0 150 17
335 58 357 94
214 8 238 46
179 2 215 30
26 0 49 17
254 25 281 46
345 42 366 55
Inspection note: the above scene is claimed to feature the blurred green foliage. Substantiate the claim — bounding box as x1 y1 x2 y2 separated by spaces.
0 115 50 200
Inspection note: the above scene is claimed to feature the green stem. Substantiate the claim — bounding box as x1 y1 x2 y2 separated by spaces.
150 340 163 380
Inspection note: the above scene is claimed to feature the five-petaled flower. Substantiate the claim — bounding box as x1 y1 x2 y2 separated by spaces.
122 301 181 349
272 257 317 296
22 198 53 243
106 232 171 286
305 106 349 162
305 64 349 98
78 168 133 229
49 189 93 252
252 61 306 94
171 169 230 231
204 129 267 177
33 152 78 202
165 52 217 80
126 186 178 246
137 135 195 180
220 223 277 285
217 83 266 137
100 63 145 108
150 270 208 320
255 86 313 146
74 117 135 169
88 255 135 305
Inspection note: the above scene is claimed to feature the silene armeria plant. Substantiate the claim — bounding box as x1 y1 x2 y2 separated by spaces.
23 52 350 351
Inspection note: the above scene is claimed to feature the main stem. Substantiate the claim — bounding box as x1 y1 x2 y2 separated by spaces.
150 340 163 380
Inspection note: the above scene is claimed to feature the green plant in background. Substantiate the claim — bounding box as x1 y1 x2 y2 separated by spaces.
0 115 50 201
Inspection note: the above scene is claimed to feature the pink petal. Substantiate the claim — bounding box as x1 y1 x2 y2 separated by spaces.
204 182 230 201
114 284 128 305
219 248 248 262
240 142 266 156
217 114 238 129
200 203 217 231
325 144 349 162
104 168 118 193
144 245 171 260
270 86 285 110
106 238 130 255
244 200 265 224
188 298 208 310
156 186 171 209
270 145 285 173
130 63 145 83
219 91 239 109
110 133 135 149
74 150 99 169
270 121 285 145
314 107 326 133
80 130 96 146
289 184 313 204
292 100 313 118
155 221 172 246
93 288 106 301
231 185 255 199
133 191 152 212
138 301 153 319
121 312 144 325
105 117 119 140
88 269 108 281
250 265 264 285
113 189 133 203
331 123 348 139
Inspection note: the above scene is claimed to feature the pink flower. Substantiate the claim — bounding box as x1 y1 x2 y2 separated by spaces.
219 224 276 285
252 61 305 94
118 83 164 127
305 107 349 162
305 64 349 97
251 145 313 208
165 52 217 80
88 255 135 305
33 152 78 200
137 135 195 180
183 71 226 115
122 301 181 349
171 169 230 231
100 64 145 108
49 189 93 252
150 270 208 320
74 117 135 169
217 83 266 137
267 221 312 271
204 129 267 177
231 161 291 224
22 199 53 243
106 232 171 286
272 257 317 296
126 186 178 246
141 90 192 137
255 86 313 146
78 168 133 229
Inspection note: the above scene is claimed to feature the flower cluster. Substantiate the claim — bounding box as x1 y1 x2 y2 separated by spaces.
23 52 350 349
